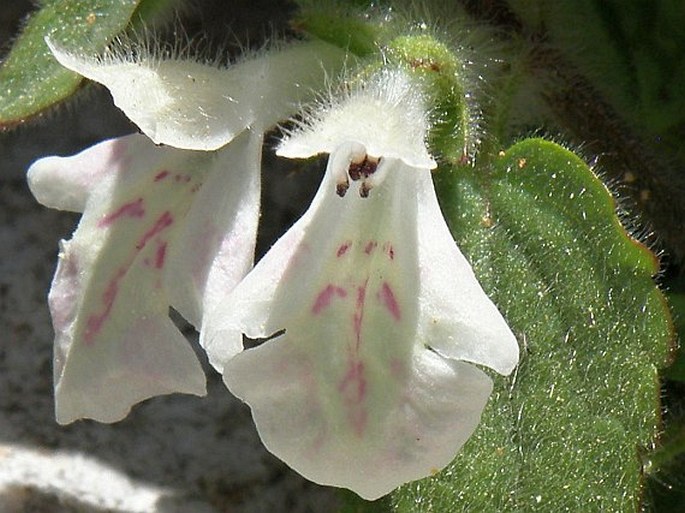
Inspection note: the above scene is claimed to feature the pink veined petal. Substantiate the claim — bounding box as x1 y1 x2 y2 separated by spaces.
223 327 493 500
29 134 262 423
208 147 518 498
165 130 262 370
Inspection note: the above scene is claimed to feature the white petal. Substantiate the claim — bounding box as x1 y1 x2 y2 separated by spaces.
48 39 347 150
165 130 262 369
53 257 206 424
28 136 138 213
415 174 520 375
207 146 517 497
277 69 436 169
223 330 493 500
32 134 240 423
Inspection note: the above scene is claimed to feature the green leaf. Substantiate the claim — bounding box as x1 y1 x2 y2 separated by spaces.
292 0 383 57
132 0 185 28
0 0 143 129
664 292 685 382
390 139 672 511
646 386 685 509
337 491 391 513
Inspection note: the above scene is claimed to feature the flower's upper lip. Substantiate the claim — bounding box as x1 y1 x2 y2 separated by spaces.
46 38 349 151
277 69 437 170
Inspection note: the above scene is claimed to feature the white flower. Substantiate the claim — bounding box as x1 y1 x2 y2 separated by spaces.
204 69 519 499
29 38 346 424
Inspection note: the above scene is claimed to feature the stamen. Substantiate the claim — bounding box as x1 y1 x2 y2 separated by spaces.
336 179 350 197
328 142 367 198
348 155 379 181
358 158 387 198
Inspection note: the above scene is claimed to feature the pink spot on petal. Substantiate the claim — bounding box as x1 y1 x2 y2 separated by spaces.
336 241 352 257
84 266 127 344
154 170 170 182
136 211 173 250
378 281 401 321
311 284 347 314
154 241 167 269
98 198 145 227
364 241 377 255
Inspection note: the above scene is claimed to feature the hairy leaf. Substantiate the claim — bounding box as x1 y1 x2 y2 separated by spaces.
663 292 685 383
390 138 672 511
0 0 142 129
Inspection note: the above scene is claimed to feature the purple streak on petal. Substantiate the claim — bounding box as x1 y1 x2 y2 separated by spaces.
85 212 175 345
154 241 167 269
311 284 348 315
97 198 145 227
84 266 127 345
135 211 173 250
378 281 401 321
352 280 368 350
153 170 170 182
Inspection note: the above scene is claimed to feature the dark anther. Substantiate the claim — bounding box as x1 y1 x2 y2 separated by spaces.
359 182 371 198
336 181 350 197
348 155 379 181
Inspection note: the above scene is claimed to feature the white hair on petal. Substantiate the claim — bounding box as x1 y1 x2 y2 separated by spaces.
278 67 435 169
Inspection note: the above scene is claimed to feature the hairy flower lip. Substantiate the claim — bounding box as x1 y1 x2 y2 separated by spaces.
47 37 348 151
207 150 518 498
205 68 519 499
276 68 437 170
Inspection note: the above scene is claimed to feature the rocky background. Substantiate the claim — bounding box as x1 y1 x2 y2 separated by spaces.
0 1 338 512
